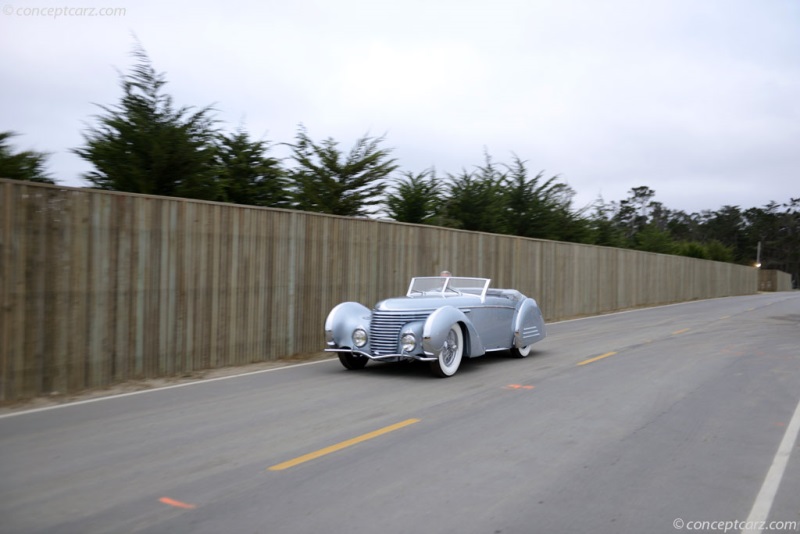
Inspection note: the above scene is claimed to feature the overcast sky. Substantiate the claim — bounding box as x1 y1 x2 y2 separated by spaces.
2 0 798 214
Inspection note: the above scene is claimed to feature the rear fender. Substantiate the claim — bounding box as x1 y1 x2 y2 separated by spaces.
513 298 547 348
422 306 484 357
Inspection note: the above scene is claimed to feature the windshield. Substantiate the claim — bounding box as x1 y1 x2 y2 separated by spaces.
407 277 491 299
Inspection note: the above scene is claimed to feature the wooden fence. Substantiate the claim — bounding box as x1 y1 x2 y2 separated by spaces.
758 269 793 292
1 179 759 402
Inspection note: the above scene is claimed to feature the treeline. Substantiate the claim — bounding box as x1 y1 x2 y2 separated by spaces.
3 46 797 284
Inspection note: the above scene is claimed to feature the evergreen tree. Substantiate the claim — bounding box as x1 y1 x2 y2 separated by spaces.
74 45 220 200
288 126 397 217
666 210 701 243
633 223 675 254
744 200 800 282
700 205 746 260
442 166 505 233
385 169 442 224
501 155 586 241
610 186 657 244
588 196 627 247
0 131 55 184
215 129 289 207
705 240 735 263
674 241 709 259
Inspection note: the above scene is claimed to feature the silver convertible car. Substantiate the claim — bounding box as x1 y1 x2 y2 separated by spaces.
324 276 546 377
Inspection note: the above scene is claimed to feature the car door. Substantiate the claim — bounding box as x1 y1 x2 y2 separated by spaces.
463 298 516 351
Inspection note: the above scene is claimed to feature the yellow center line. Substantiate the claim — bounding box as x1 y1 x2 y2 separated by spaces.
577 351 617 366
268 418 421 471
672 328 690 335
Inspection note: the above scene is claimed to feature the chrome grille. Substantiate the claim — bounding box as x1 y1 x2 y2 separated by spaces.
370 311 431 355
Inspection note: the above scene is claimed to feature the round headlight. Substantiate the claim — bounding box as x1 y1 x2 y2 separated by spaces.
401 333 416 352
352 328 368 348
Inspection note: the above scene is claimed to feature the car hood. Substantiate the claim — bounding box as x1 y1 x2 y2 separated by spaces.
374 295 482 312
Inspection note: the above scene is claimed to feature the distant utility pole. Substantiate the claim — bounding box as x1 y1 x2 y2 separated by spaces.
756 241 762 268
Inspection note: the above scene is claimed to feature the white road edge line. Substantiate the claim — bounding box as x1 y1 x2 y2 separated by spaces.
741 396 800 534
550 296 733 324
551 292 797 326
0 359 336 419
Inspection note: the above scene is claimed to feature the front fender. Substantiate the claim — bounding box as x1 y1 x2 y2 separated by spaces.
422 306 484 357
513 298 547 348
325 302 371 349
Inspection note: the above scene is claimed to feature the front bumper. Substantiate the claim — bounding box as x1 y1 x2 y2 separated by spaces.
324 348 437 362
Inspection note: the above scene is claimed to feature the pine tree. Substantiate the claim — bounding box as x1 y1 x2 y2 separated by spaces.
288 126 397 217
442 153 506 233
385 169 442 224
501 155 582 240
215 130 289 207
74 45 220 200
0 131 55 184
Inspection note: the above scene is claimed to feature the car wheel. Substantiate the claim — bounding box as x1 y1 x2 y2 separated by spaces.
338 353 369 370
429 324 464 378
511 344 532 358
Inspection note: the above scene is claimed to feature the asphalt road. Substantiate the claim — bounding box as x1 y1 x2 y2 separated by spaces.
1 292 799 534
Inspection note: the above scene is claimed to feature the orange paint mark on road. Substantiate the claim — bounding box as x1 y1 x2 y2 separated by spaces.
506 384 534 390
159 497 196 510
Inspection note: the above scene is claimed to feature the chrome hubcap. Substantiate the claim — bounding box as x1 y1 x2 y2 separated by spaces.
442 330 459 366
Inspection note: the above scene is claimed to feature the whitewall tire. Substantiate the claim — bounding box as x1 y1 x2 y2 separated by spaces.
430 324 464 378
511 344 532 358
